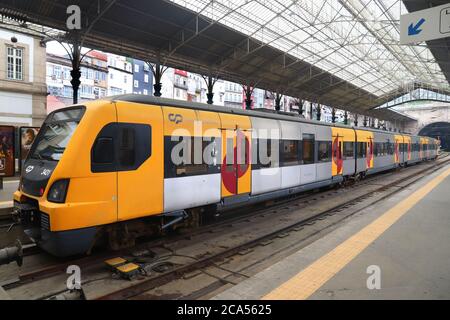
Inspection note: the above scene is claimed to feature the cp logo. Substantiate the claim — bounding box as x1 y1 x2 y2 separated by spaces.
168 113 183 124
25 165 34 173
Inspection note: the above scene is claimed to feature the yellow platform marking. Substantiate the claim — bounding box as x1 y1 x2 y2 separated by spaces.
0 201 13 206
263 166 450 300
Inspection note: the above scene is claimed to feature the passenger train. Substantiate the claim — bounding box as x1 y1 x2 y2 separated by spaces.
13 95 439 256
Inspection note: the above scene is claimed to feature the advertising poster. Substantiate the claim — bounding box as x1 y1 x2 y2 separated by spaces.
0 126 15 177
20 127 40 168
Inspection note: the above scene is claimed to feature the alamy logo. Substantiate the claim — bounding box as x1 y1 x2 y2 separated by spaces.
168 113 183 124
66 5 81 30
366 265 381 290
66 265 81 290
25 165 34 173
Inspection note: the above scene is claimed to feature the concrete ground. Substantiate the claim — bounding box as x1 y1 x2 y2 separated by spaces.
213 164 450 300
0 179 18 220
0 178 18 203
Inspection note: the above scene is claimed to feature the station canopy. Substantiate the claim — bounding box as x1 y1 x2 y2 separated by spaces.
1 0 449 122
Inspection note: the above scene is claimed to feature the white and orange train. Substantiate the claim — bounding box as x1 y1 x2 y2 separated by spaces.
13 95 439 256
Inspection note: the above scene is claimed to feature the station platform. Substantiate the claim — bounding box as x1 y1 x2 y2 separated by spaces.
213 164 450 300
0 179 18 219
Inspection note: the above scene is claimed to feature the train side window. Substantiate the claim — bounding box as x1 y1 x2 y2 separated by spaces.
357 142 366 158
164 136 220 178
302 134 315 164
343 142 354 159
280 140 299 166
91 123 118 172
318 141 331 162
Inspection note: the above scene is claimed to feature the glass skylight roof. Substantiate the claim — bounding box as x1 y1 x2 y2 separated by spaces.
169 0 449 98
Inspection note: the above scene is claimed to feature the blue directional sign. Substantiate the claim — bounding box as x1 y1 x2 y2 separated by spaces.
400 4 450 44
408 18 425 36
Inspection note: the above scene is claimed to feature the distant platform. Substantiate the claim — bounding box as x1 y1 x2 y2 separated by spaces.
213 164 450 300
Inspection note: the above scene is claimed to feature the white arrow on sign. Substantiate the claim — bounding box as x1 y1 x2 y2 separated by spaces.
400 3 450 45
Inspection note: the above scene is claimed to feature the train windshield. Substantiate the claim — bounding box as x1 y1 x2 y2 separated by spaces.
30 107 85 162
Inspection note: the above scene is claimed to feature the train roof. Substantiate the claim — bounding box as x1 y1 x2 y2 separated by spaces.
104 94 419 137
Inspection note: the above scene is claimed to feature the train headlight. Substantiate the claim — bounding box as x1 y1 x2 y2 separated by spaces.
47 179 70 203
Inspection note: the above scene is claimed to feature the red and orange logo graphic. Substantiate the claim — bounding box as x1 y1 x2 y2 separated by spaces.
221 132 250 194
366 139 373 168
332 135 343 174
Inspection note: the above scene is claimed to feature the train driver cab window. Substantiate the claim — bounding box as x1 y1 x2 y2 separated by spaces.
119 127 135 166
93 137 114 164
302 134 315 164
91 123 151 172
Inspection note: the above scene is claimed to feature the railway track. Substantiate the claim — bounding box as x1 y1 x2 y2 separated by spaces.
1 155 448 299
94 156 450 300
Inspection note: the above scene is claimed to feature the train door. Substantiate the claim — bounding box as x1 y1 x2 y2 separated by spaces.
419 140 423 159
115 101 164 221
221 128 251 199
366 137 374 169
394 135 402 164
403 136 411 163
331 132 343 176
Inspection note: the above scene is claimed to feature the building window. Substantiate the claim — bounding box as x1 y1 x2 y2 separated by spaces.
144 74 149 83
80 85 93 96
63 86 73 98
53 65 61 79
7 46 23 80
87 68 94 80
134 80 139 88
63 68 70 80
143 89 148 95
110 73 113 80
124 75 127 83
134 64 139 73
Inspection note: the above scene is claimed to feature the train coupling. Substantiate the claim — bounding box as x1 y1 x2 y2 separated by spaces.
0 239 23 267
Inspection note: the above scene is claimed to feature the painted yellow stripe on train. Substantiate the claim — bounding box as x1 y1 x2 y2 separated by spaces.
262 166 450 300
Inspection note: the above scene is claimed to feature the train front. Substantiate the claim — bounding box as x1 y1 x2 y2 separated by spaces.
12 104 99 257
